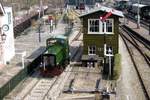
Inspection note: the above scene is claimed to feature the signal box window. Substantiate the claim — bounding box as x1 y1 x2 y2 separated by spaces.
88 19 99 33
106 19 113 32
88 46 96 55
102 19 113 34
106 46 113 55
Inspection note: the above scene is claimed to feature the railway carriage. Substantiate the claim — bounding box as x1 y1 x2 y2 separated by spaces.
128 3 150 20
41 35 70 77
114 0 130 10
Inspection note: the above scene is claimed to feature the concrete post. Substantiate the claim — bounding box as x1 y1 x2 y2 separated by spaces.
137 0 140 28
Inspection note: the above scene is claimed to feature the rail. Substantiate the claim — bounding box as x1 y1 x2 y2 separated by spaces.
119 25 150 100
125 14 150 30
120 25 150 66
17 20 83 99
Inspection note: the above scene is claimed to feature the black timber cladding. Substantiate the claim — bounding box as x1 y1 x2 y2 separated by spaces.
79 7 123 58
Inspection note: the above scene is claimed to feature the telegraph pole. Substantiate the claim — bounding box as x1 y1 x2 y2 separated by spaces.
38 24 41 42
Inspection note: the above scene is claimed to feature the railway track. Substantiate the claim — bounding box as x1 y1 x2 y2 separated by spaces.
125 14 150 30
12 25 83 100
17 47 81 100
6 8 83 100
119 25 150 100
70 9 80 18
120 25 150 66
23 76 58 100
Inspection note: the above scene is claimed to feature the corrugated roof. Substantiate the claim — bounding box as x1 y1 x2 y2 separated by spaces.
0 3 5 15
79 6 124 18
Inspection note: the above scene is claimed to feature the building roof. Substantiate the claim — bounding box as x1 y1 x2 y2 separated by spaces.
82 55 103 61
67 0 95 5
0 3 5 15
132 3 149 8
115 0 129 1
79 6 124 18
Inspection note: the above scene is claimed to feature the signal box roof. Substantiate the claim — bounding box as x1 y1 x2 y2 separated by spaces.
79 6 124 18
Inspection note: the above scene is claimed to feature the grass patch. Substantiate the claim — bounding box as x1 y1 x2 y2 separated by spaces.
113 54 121 80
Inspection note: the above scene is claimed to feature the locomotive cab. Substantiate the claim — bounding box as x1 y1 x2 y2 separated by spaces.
43 54 55 68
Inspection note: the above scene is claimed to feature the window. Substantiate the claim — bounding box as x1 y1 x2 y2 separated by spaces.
106 46 113 55
104 45 113 56
88 46 96 55
88 19 99 33
88 19 114 34
102 19 113 34
106 19 113 33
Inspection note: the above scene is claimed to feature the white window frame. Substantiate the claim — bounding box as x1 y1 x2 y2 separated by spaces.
88 19 100 34
102 19 114 34
88 45 96 55
88 18 114 34
104 44 113 56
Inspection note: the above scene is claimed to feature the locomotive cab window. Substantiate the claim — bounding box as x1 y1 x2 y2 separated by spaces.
43 55 55 67
47 39 57 46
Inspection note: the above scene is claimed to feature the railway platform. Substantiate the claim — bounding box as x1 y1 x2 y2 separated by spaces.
120 18 150 41
0 12 68 99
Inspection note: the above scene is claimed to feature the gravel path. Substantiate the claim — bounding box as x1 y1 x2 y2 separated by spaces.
116 36 146 100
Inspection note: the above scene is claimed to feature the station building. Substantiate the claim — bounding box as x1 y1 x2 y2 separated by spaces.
0 3 15 65
79 6 123 67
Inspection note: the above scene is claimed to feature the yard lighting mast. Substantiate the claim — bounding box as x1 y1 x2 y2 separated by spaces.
137 0 140 28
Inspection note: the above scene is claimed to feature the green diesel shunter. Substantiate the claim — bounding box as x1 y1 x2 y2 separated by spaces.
41 35 69 76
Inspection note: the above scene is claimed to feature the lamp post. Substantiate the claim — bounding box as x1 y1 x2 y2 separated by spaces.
1 33 7 41
38 24 42 42
137 0 140 28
